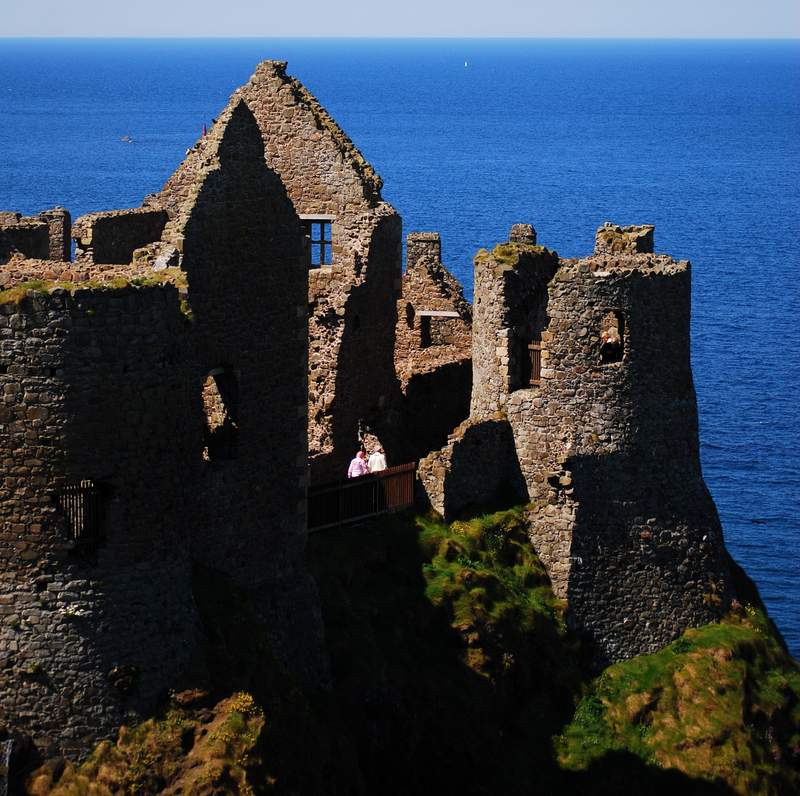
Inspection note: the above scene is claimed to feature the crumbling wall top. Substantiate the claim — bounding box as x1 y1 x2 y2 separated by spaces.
594 222 655 255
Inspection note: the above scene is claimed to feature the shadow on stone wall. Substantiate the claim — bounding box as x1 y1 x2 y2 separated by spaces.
563 450 732 667
400 359 471 464
442 419 528 520
313 213 405 481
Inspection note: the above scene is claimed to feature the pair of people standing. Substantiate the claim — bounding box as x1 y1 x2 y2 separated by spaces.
347 447 387 478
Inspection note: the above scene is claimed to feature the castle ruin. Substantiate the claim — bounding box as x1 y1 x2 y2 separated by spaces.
1 60 737 757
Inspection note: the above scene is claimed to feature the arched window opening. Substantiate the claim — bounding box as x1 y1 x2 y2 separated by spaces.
202 368 239 461
600 310 625 364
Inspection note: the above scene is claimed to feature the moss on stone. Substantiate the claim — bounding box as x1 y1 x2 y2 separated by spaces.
0 268 187 306
556 605 800 794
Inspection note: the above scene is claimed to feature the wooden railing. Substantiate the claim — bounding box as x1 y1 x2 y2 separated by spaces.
308 462 416 532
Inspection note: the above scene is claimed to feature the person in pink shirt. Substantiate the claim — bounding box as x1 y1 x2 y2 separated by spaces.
347 449 369 478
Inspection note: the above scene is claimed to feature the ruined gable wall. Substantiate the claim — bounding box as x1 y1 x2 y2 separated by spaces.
155 61 403 483
165 99 327 685
0 284 198 759
395 232 472 382
72 208 167 265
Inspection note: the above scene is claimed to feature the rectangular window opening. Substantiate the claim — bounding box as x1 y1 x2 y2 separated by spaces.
57 480 106 548
302 219 333 268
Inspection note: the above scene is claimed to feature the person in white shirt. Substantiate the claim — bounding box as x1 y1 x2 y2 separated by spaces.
368 447 387 473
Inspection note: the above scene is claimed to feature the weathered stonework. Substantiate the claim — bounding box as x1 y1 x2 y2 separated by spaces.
72 208 168 265
594 222 654 255
153 61 403 483
419 225 734 664
0 99 326 759
395 232 473 462
0 208 70 264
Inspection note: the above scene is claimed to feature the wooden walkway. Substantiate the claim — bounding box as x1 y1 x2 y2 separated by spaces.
307 462 416 532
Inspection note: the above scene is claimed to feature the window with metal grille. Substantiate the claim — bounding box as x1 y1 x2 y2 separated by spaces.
301 219 333 267
528 338 542 385
513 332 542 390
57 480 106 548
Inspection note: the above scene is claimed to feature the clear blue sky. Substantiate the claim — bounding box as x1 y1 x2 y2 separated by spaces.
2 0 799 38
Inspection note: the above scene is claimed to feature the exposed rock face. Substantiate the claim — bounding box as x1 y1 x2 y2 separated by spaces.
419 225 734 664
0 99 326 759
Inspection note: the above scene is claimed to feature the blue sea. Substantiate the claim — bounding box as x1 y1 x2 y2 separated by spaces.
1 38 798 657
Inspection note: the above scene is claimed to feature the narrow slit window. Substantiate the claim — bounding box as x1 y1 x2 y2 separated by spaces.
512 331 541 391
302 219 333 267
528 336 542 385
420 316 432 348
57 480 106 548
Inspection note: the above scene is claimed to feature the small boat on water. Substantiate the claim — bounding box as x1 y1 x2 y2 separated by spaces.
121 134 133 143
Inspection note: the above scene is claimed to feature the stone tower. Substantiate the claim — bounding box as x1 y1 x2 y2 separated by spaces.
420 224 734 663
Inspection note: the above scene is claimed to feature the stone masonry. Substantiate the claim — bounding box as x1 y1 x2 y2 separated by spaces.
0 208 70 265
0 97 326 758
153 61 403 483
394 232 473 463
419 224 734 664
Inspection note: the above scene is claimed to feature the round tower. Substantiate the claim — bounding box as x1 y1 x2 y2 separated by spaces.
509 232 733 663
0 284 198 757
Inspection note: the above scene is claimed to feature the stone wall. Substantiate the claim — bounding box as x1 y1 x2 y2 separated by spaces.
420 225 734 664
154 61 404 483
395 232 473 463
72 208 167 264
0 96 328 759
418 414 527 519
162 98 327 684
0 213 50 263
0 284 198 759
594 222 654 255
395 232 472 384
38 208 71 262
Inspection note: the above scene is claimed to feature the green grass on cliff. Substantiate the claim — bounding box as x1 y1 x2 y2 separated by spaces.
557 600 800 795
22 508 800 796
306 506 581 794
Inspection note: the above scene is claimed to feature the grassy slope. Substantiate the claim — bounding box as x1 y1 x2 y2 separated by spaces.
558 570 800 795
22 508 800 795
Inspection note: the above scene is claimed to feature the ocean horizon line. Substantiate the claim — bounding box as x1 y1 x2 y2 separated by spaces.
1 35 799 42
